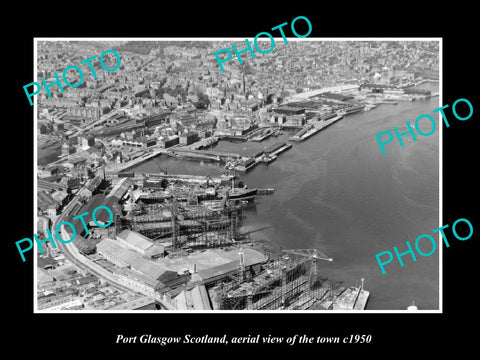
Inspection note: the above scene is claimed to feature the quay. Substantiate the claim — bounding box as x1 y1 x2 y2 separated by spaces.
264 141 293 157
216 134 247 141
104 147 168 173
105 170 235 186
186 136 220 150
290 114 344 142
143 172 234 185
166 147 246 163
235 141 292 172
249 127 274 142
257 188 275 195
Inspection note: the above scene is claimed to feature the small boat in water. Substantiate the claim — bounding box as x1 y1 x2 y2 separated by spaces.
407 301 418 311
262 154 277 164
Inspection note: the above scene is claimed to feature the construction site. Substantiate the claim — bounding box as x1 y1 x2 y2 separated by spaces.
80 172 370 311
207 249 369 311
120 174 248 252
125 200 245 250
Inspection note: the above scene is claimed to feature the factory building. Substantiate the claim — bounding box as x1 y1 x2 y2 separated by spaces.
116 230 165 259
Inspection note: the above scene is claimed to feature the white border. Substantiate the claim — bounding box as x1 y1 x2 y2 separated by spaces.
33 37 442 314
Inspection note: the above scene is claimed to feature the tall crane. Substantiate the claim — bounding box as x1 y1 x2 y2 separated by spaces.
281 249 333 288
162 194 180 249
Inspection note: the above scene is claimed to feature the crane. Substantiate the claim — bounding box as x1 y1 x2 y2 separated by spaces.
281 249 333 288
162 193 180 249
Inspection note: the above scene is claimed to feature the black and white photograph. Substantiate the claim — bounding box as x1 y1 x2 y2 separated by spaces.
6 6 478 355
32 38 440 313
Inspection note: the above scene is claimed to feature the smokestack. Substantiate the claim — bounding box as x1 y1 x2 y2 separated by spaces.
193 264 197 274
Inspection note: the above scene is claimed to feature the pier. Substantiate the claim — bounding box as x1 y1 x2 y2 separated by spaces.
249 127 274 142
290 115 343 142
234 142 292 172
257 188 275 195
167 147 246 163
264 141 293 157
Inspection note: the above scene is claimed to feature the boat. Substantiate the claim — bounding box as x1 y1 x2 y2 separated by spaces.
228 187 258 201
224 161 236 170
343 104 365 115
407 301 418 311
223 177 258 201
262 154 277 164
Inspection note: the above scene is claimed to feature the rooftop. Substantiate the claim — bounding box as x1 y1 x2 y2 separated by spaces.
96 238 167 280
117 230 155 251
161 248 267 276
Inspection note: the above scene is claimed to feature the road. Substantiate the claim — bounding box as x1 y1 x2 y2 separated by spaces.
45 184 174 309
47 185 139 295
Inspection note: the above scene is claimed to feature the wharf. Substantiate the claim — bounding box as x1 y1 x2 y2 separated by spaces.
105 148 168 173
249 128 274 142
257 188 275 195
167 147 245 163
290 115 343 142
332 285 370 310
143 172 234 185
235 142 291 172
267 142 292 156
234 158 258 172
187 136 219 150
353 289 370 310
217 134 247 141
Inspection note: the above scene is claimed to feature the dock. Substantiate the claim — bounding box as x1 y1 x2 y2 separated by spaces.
216 134 247 141
257 188 275 195
104 147 168 173
290 115 343 142
353 289 370 310
143 173 234 185
249 128 274 142
167 147 245 163
186 136 219 150
266 142 292 156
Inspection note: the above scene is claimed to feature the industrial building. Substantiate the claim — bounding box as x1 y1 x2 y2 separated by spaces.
179 131 199 146
116 230 165 259
96 238 168 288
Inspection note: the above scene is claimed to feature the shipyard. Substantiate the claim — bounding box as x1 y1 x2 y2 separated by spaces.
34 39 440 311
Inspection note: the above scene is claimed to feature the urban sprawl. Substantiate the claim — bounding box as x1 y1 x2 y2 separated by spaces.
35 40 439 311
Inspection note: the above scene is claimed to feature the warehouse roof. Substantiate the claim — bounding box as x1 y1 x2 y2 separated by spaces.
97 238 167 280
190 248 267 282
117 230 155 251
106 177 134 199
37 190 59 211
173 285 212 310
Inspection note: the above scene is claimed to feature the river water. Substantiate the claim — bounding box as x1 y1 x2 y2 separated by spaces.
131 87 440 310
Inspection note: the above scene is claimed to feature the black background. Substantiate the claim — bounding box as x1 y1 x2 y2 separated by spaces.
6 3 478 356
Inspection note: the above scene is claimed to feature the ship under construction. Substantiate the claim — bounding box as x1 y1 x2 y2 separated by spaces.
206 249 369 310
108 173 369 310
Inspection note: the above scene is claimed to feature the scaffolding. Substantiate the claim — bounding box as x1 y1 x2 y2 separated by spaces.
217 257 308 310
215 248 335 310
125 199 244 250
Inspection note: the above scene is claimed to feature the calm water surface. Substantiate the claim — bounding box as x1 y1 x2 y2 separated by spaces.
132 91 440 310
